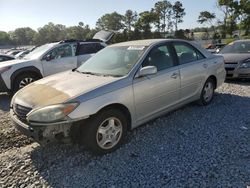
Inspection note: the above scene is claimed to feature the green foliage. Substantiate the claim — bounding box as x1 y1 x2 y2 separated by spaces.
172 1 185 31
152 0 173 32
96 12 124 31
0 31 11 45
174 29 187 39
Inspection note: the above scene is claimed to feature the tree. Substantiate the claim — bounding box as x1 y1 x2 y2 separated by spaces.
66 22 91 40
135 11 156 39
153 0 173 33
34 22 67 44
124 10 138 32
96 12 124 31
0 31 11 45
217 0 239 37
10 27 36 45
172 1 185 31
197 11 216 35
239 0 250 35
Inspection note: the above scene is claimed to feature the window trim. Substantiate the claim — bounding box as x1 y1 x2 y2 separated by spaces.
140 42 178 72
42 43 73 61
171 41 206 65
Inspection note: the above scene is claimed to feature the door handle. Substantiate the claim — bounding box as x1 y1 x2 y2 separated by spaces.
171 73 179 79
203 63 208 68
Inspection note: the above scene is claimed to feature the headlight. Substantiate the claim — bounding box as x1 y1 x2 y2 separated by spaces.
27 103 79 123
240 59 250 68
0 66 12 74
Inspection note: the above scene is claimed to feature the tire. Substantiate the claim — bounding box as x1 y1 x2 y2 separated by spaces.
198 78 215 106
13 73 38 92
83 108 128 155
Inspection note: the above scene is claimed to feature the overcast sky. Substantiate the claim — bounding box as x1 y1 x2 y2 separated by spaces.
0 0 222 32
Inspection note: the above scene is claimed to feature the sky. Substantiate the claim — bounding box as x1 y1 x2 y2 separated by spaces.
0 0 222 32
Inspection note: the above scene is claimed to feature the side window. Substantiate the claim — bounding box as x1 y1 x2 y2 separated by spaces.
142 44 174 71
78 43 103 55
46 44 73 60
94 43 105 52
173 43 205 65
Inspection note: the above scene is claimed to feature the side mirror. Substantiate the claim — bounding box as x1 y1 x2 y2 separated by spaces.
43 54 52 61
138 66 157 77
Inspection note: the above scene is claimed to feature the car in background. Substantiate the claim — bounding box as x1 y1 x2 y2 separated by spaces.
206 43 226 53
0 54 15 62
219 39 250 79
15 49 32 59
0 30 114 92
6 49 23 56
10 39 225 154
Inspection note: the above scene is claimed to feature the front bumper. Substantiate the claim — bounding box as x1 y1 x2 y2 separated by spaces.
225 64 250 79
10 109 74 144
0 75 9 92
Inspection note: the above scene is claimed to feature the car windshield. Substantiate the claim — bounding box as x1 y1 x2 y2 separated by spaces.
220 41 250 54
23 43 57 59
77 45 147 77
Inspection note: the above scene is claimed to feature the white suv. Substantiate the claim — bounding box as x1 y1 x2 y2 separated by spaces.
0 30 114 92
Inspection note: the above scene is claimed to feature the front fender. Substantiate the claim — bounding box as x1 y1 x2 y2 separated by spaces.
67 85 135 125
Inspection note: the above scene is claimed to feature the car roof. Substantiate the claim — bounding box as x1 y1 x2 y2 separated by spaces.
109 39 197 47
110 39 170 47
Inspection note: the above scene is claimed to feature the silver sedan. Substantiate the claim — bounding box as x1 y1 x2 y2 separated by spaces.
10 39 226 154
219 39 250 79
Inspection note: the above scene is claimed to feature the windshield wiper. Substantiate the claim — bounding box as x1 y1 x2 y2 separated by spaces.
81 71 103 76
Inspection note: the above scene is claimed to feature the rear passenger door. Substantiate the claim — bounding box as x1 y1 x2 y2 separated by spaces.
172 42 207 101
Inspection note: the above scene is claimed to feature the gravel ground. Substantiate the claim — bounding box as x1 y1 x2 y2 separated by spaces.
0 81 250 188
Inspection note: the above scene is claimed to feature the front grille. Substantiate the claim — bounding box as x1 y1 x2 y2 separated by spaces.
226 74 233 77
225 67 235 71
14 104 32 120
225 62 238 64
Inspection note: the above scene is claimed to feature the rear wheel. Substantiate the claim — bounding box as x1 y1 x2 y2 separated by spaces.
13 73 38 92
83 109 128 155
198 78 215 105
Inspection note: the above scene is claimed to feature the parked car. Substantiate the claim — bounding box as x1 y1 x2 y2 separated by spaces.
15 50 30 59
0 54 15 62
0 30 114 92
219 39 250 79
6 49 23 56
206 43 226 53
10 39 226 154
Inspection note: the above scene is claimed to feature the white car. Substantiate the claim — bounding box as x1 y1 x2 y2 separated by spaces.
0 30 114 92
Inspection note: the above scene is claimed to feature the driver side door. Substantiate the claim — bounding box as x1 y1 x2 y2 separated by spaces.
41 44 77 77
133 43 181 123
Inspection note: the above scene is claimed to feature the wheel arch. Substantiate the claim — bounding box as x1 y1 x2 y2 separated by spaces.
10 66 43 90
96 103 132 131
207 75 217 89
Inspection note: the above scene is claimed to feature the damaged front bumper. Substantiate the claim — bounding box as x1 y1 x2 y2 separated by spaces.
10 109 75 144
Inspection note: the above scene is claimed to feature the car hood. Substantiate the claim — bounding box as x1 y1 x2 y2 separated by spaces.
0 59 31 68
220 53 250 63
13 71 119 109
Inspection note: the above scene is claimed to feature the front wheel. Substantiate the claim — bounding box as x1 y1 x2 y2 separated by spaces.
13 73 38 92
83 109 128 155
198 78 215 105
